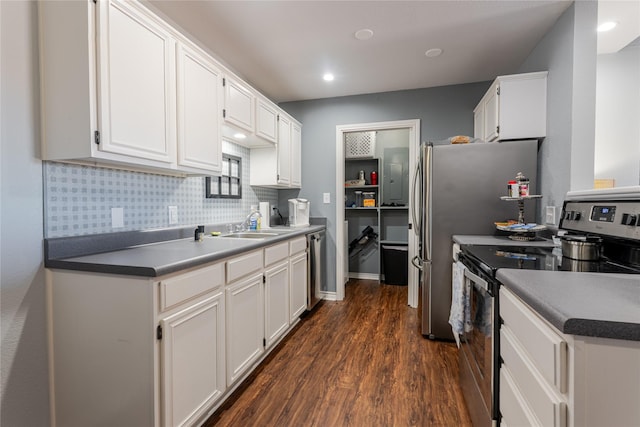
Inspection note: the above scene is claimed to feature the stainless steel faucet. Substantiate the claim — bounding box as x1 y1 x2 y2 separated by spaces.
240 207 262 231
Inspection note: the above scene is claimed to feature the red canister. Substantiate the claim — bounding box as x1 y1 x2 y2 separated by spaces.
370 171 378 185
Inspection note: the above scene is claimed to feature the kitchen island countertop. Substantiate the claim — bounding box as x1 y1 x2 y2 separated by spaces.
45 225 325 277
497 269 640 341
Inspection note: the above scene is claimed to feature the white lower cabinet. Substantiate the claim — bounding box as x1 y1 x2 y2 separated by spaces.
47 233 316 427
160 293 225 427
264 260 290 348
225 272 265 385
289 240 308 322
500 287 640 427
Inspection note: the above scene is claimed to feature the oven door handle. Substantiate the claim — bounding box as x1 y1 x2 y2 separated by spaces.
463 268 489 293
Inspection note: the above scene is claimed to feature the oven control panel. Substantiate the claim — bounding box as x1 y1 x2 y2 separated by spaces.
560 200 640 240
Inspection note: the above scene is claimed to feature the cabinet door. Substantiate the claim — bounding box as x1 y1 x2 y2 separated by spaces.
484 82 499 142
97 0 175 163
277 115 291 185
160 293 225 427
264 261 290 348
289 252 308 323
290 122 302 188
226 273 264 385
223 77 254 133
256 98 278 143
176 42 222 174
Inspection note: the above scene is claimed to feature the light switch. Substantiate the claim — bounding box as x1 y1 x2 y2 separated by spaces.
323 192 331 204
111 207 124 228
545 206 556 225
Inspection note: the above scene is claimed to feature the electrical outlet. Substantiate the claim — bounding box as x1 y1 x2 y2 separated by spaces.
323 192 331 204
168 206 178 225
545 206 556 225
111 207 124 228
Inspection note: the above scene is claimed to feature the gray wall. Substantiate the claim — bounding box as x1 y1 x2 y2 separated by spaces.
280 82 490 292
1 1 50 425
517 1 597 221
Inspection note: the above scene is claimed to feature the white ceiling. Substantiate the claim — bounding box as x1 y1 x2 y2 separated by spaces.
145 1 634 104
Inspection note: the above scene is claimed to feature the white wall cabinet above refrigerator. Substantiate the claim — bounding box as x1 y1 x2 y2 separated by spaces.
474 71 548 142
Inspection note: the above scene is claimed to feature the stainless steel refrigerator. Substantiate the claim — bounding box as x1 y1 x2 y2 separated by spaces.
412 140 538 339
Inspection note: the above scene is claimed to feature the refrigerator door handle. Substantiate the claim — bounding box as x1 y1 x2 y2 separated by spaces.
423 144 432 262
411 152 422 237
411 255 423 270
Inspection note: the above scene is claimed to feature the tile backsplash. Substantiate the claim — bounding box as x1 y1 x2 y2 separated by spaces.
44 141 278 238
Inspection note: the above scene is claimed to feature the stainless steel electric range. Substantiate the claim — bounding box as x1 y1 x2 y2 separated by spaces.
456 187 640 427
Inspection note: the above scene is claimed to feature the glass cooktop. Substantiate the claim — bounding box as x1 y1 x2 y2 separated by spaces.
460 244 640 277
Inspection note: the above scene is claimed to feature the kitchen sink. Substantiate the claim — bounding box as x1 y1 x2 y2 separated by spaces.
219 232 280 239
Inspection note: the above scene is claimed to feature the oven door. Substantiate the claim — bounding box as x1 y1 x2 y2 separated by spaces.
458 267 495 427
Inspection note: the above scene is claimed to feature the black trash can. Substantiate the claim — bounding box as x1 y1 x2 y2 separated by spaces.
381 244 408 285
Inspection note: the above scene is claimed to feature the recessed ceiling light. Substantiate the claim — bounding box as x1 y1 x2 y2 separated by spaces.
233 133 247 139
597 21 617 32
355 29 374 41
425 48 443 58
323 73 335 82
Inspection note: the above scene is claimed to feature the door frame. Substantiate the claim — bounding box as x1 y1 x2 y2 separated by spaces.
335 119 420 307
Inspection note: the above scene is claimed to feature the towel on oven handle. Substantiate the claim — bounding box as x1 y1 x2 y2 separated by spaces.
449 261 472 348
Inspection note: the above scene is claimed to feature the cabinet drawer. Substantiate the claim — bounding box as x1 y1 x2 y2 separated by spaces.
289 236 306 255
500 288 567 393
227 249 263 283
501 326 567 427
159 262 224 311
500 367 538 427
264 241 289 267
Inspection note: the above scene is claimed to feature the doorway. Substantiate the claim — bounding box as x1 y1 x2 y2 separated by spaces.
335 119 420 307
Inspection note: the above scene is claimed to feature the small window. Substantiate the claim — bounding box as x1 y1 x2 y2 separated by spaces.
205 154 241 199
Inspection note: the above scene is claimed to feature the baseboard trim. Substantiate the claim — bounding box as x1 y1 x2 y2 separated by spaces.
348 272 380 281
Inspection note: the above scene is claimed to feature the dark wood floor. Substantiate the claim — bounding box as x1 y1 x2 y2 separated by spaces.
204 279 471 426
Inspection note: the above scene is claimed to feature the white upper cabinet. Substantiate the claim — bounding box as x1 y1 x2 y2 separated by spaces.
277 114 292 186
222 76 255 134
176 42 223 174
291 121 302 188
249 112 302 189
256 97 279 144
97 0 176 164
222 78 286 148
39 0 299 176
474 71 548 141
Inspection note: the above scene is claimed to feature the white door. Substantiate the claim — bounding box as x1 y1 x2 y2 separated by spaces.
289 252 308 322
97 0 175 163
277 115 291 186
264 261 290 347
224 77 254 133
160 293 225 427
176 42 222 174
226 273 264 385
290 122 302 188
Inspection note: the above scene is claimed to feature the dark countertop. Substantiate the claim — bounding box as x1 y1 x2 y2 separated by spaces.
497 269 640 341
45 225 325 277
453 234 556 247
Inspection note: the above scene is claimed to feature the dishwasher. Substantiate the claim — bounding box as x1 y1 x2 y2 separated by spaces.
306 230 325 310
